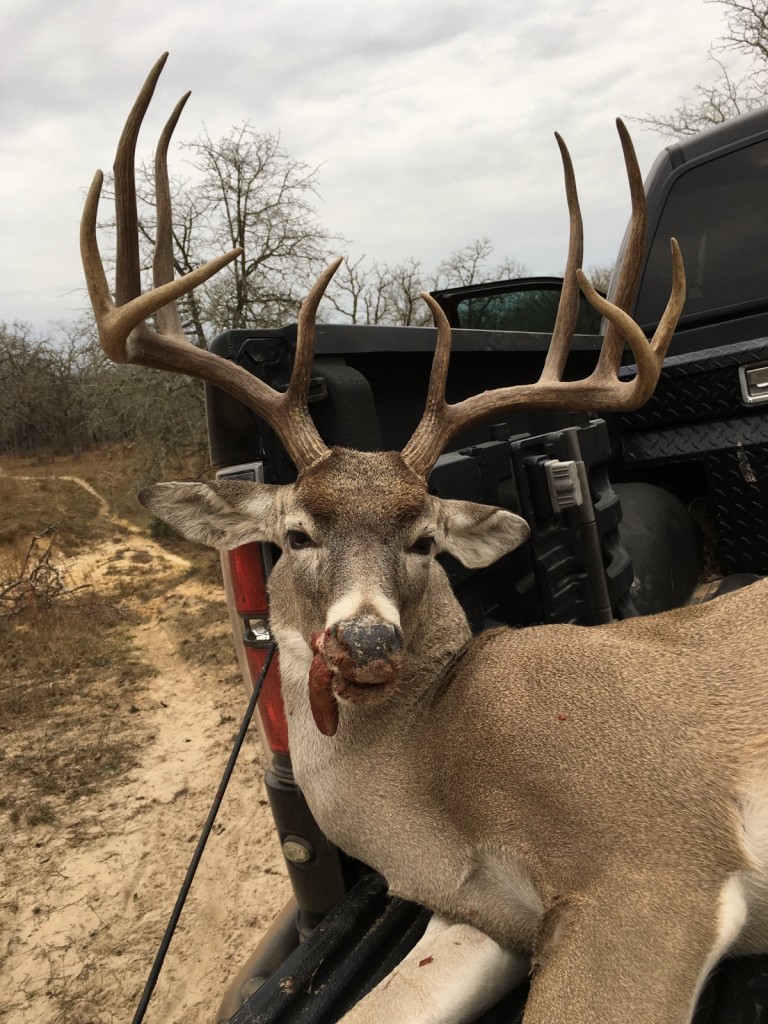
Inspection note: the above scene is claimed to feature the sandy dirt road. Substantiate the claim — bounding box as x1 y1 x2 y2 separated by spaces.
1 479 291 1024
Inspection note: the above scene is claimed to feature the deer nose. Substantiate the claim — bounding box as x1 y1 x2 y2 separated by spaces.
329 619 403 667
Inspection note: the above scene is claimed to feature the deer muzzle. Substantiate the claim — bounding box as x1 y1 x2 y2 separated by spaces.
307 619 402 735
322 618 403 688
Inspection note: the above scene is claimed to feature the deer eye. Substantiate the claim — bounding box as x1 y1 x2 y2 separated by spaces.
287 529 315 550
409 535 435 556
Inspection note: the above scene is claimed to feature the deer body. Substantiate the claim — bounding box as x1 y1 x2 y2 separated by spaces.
81 56 766 1022
146 448 768 1022
277 544 768 1024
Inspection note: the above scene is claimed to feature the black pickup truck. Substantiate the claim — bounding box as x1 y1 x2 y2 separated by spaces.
205 107 768 1023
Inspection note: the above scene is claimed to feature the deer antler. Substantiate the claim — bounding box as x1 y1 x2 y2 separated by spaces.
80 52 336 472
401 121 686 480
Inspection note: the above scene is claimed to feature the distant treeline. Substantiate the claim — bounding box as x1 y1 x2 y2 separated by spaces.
0 320 205 458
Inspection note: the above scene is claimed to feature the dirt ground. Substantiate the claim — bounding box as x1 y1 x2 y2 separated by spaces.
0 467 291 1023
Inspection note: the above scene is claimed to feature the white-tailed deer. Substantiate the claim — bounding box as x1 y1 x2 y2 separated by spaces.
82 55 768 1024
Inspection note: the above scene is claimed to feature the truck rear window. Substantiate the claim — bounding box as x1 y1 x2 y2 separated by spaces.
636 139 768 328
454 287 602 334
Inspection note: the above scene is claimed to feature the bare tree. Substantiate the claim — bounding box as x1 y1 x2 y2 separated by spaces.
326 240 529 327
0 317 207 471
115 124 341 343
637 0 768 137
321 256 398 325
435 238 528 289
585 263 615 294
0 322 97 454
179 125 339 333
324 255 431 326
384 257 434 326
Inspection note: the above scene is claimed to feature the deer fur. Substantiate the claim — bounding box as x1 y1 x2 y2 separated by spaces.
143 446 768 1024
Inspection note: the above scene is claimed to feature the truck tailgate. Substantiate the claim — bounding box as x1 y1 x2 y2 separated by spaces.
229 872 768 1024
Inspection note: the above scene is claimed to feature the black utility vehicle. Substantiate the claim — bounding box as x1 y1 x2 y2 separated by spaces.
207 107 768 1023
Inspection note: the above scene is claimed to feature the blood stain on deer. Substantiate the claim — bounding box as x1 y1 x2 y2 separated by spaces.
308 632 338 736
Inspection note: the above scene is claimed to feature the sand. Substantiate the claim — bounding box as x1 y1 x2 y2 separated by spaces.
1 478 291 1024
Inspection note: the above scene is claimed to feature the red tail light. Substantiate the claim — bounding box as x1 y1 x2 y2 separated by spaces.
228 543 269 616
245 646 289 755
228 542 290 756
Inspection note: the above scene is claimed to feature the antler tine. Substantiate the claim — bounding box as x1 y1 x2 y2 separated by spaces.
255 257 345 470
153 89 191 337
290 257 345 411
81 54 336 473
113 52 168 309
400 123 686 481
578 237 685 401
539 132 583 383
592 119 647 379
81 53 242 361
399 293 453 476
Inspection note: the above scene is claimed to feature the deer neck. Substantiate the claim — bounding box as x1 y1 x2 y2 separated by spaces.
273 565 477 885
396 564 473 705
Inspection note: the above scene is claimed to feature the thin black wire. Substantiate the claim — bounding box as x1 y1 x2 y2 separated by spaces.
132 642 277 1024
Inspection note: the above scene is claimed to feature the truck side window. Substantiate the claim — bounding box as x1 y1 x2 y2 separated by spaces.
636 139 768 328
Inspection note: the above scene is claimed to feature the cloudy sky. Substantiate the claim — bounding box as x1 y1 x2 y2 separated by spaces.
2 0 744 333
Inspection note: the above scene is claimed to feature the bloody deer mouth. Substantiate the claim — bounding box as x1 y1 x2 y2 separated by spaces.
308 628 400 736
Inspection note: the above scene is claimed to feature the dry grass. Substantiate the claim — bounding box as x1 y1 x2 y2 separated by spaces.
169 594 240 670
0 444 229 830
0 475 107 551
0 446 163 827
0 441 210 528
0 587 150 828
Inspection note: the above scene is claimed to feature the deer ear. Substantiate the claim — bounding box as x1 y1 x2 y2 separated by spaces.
435 499 530 569
138 480 285 549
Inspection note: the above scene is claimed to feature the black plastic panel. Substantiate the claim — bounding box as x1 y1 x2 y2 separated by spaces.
205 327 604 471
509 421 635 623
263 770 349 925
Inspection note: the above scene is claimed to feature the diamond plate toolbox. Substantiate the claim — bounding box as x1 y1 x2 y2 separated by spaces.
617 337 768 575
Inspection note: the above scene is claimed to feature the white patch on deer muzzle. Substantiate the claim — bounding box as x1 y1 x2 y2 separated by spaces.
325 589 401 631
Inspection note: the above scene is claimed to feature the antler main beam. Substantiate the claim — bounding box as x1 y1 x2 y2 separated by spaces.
80 53 336 472
401 121 685 479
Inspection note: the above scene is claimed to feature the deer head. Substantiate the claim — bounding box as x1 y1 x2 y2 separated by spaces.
81 54 685 733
